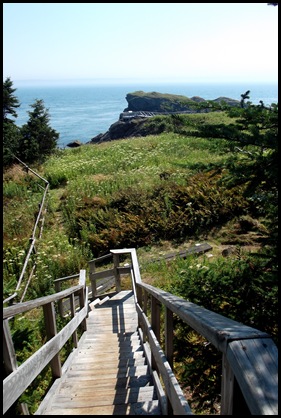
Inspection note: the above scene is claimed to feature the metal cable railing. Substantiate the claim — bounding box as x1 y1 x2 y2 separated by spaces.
3 157 49 305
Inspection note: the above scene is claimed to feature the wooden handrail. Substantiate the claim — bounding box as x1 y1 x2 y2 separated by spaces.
3 270 87 415
136 281 277 415
4 248 277 415
95 248 278 415
3 284 84 319
136 282 270 352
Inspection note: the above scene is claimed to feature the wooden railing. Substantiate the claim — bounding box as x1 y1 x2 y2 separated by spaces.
3 248 278 415
3 270 87 415
89 248 278 415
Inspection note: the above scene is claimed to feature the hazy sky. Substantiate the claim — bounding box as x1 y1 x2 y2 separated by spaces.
3 3 278 84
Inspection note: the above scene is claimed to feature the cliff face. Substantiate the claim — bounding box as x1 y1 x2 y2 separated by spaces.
124 91 196 112
89 118 149 144
88 91 240 145
124 91 240 112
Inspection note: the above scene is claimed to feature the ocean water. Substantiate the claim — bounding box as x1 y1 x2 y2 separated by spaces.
14 81 278 149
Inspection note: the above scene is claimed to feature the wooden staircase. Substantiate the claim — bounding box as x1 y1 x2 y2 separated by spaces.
37 290 162 415
5 248 277 415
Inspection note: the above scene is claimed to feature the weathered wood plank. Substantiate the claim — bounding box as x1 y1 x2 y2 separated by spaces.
3 305 87 414
35 289 161 415
83 333 139 340
3 319 18 375
137 282 270 353
58 384 153 397
142 243 213 265
136 303 192 415
138 327 167 415
66 365 149 379
43 302 62 378
49 386 156 407
54 273 80 284
73 351 145 361
226 338 278 415
3 285 84 318
34 249 277 416
90 268 115 280
41 400 161 415
70 357 146 369
78 344 142 353
87 316 138 323
220 353 234 415
54 374 153 388
89 253 112 264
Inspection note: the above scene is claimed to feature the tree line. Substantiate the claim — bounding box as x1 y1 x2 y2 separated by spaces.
3 77 59 167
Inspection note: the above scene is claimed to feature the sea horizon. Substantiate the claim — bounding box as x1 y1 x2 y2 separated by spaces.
12 80 278 149
12 77 278 85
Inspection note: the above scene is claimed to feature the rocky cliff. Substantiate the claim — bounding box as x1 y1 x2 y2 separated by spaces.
124 91 239 112
88 91 240 145
124 91 195 112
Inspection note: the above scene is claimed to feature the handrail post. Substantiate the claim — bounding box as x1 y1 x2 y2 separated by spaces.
151 295 161 372
136 285 143 329
3 319 30 414
112 253 121 292
221 352 250 415
3 319 18 376
143 290 148 314
79 270 87 331
54 281 63 317
165 307 174 415
88 260 97 298
165 307 174 370
43 302 62 379
136 285 142 307
221 353 234 414
142 290 149 342
70 293 78 347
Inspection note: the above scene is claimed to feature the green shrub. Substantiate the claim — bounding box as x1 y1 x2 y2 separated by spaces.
146 251 278 412
45 171 68 188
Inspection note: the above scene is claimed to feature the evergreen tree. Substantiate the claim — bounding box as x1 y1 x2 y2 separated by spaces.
194 94 278 261
3 77 20 120
19 99 59 163
3 77 21 167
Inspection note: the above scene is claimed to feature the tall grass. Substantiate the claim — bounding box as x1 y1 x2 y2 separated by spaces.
3 110 268 296
43 132 234 193
1 111 256 290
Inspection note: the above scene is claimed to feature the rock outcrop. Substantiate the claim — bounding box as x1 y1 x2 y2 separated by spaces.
124 91 196 112
67 140 82 147
89 118 150 144
124 91 239 112
88 91 240 145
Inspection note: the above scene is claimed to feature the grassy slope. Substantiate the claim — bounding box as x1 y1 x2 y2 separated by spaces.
3 110 277 414
3 111 266 296
127 90 195 102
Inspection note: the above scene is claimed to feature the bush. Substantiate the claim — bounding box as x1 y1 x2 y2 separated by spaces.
148 251 278 412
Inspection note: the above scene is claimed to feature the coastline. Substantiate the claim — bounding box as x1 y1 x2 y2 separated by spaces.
14 82 278 148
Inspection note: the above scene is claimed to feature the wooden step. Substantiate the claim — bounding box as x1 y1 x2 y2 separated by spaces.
36 290 162 415
50 386 157 406
54 374 153 389
75 349 145 361
83 333 141 341
71 355 146 368
59 382 153 396
66 365 150 379
42 400 161 415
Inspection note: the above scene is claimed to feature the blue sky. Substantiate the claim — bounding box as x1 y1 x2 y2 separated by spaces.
3 3 278 84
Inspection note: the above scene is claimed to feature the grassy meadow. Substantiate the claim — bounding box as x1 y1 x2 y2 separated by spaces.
4 112 240 298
